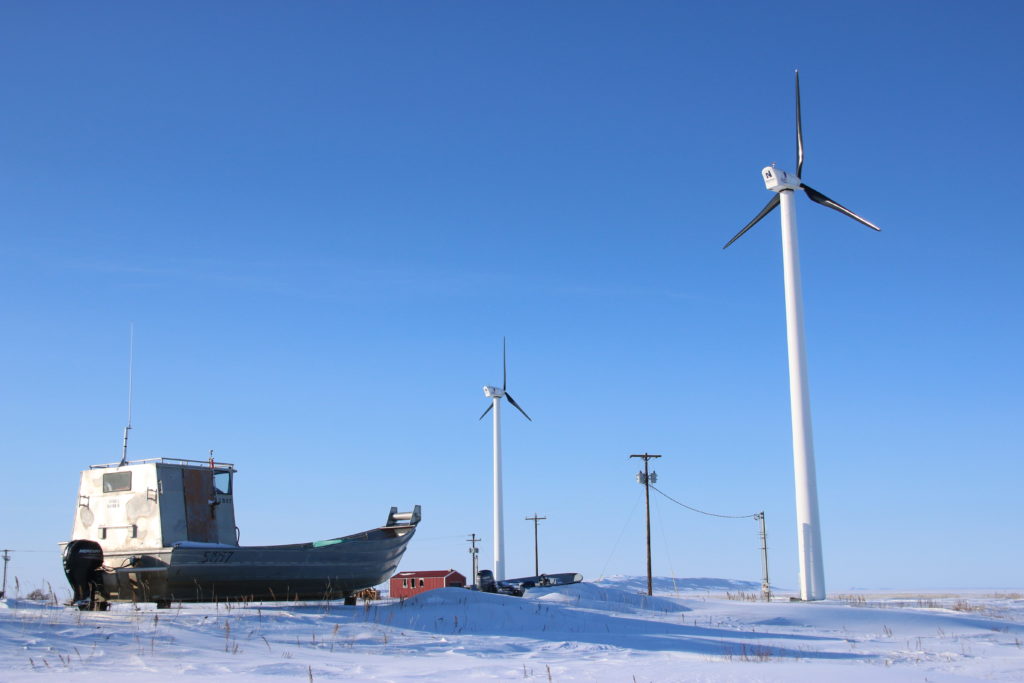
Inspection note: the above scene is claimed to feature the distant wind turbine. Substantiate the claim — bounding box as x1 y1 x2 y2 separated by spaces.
723 71 882 601
479 338 532 581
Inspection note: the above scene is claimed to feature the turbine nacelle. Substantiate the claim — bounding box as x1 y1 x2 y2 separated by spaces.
722 72 883 250
762 166 801 192
479 340 532 422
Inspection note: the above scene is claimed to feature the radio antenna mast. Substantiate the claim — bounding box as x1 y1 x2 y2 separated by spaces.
118 323 134 466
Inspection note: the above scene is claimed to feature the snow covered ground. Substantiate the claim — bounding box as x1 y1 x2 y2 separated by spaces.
3 577 1023 681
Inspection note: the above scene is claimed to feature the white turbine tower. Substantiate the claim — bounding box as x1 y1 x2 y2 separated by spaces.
479 338 531 581
723 71 882 601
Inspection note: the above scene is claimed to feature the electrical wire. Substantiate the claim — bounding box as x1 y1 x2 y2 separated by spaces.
0 549 57 553
597 488 644 581
414 534 472 542
651 487 680 596
650 485 760 520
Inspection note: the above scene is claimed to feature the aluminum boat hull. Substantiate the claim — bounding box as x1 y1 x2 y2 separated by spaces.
64 513 419 607
108 527 416 603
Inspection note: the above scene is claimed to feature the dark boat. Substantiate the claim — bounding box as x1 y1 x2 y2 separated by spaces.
61 457 420 609
476 570 583 596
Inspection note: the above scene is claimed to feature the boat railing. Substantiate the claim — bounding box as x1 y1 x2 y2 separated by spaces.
385 505 422 529
89 457 236 471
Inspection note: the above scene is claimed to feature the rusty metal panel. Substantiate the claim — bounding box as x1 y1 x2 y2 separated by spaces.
182 468 217 542
156 465 186 545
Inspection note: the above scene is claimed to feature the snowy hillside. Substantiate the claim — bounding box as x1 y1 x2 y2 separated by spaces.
3 577 1023 681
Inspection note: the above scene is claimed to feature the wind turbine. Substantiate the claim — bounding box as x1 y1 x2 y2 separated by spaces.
479 338 532 581
723 71 881 601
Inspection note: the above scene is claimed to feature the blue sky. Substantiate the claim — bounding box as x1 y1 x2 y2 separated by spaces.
1 1 1021 595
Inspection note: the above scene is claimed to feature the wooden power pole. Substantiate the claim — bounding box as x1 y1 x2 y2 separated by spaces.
525 514 546 576
0 549 9 598
756 512 772 601
630 453 661 596
467 534 480 587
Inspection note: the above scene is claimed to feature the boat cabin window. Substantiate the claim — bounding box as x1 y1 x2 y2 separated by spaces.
214 470 232 495
102 472 132 493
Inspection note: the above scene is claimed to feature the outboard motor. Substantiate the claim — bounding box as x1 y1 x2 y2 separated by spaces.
63 540 108 610
477 569 497 593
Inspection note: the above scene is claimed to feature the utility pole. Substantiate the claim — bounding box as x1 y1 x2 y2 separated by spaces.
466 534 480 588
756 512 772 601
525 514 546 576
630 453 661 596
1 549 10 598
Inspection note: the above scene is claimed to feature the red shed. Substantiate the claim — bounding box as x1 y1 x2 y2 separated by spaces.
390 569 466 598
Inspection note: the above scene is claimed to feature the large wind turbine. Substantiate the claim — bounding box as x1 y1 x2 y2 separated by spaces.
723 71 881 601
479 338 531 581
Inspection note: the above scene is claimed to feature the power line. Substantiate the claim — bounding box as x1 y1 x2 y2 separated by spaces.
650 485 759 519
649 485 773 602
598 489 643 581
650 486 680 596
0 549 58 553
409 534 467 542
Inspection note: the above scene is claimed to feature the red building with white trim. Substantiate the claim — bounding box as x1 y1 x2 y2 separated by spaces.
390 569 466 598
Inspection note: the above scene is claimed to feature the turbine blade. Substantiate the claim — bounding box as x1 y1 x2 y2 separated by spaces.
795 70 804 177
723 194 781 249
801 184 882 231
504 393 532 422
502 337 507 391
479 403 493 420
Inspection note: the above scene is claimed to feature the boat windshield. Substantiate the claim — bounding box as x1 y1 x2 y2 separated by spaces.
214 470 232 495
102 471 132 493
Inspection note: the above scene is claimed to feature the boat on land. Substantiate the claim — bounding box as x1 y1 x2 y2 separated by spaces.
61 457 421 609
477 570 583 596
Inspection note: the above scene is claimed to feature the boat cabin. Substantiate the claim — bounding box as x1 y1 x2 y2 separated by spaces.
71 458 238 553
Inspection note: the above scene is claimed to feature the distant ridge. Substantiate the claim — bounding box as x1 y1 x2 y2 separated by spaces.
594 575 769 595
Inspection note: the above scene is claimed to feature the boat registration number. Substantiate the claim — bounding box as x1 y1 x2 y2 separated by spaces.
200 551 235 563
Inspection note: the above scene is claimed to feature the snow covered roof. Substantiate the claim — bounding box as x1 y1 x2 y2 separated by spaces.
392 569 463 580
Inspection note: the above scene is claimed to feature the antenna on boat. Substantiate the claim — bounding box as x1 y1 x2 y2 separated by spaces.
118 323 134 466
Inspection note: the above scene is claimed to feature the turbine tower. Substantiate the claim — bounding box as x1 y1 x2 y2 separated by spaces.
479 338 531 581
723 71 882 601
